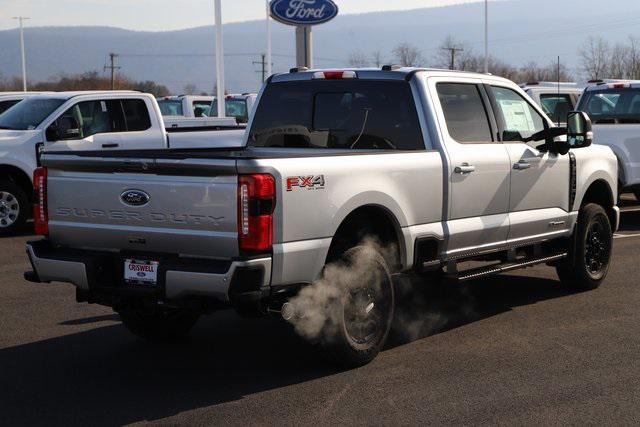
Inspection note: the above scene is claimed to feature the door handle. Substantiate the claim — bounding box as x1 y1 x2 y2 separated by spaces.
513 160 531 170
102 143 119 148
454 163 476 174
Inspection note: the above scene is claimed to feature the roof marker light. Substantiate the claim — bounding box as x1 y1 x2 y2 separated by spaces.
312 70 357 80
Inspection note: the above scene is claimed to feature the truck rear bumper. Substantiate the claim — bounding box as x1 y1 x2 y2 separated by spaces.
25 240 271 306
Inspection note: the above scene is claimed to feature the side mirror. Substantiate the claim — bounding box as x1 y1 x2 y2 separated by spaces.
566 111 593 148
46 116 80 141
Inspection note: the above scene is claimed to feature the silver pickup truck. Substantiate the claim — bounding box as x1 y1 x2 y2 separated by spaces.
25 67 619 366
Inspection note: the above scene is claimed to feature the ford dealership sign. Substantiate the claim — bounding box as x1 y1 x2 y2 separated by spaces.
270 0 338 26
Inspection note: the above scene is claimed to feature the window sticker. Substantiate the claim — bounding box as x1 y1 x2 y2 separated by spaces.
499 99 535 132
100 101 107 112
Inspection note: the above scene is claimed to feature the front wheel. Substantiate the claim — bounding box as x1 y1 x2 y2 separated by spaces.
556 203 613 290
119 308 199 341
319 245 395 367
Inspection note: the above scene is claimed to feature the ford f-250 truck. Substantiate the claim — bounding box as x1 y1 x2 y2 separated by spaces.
576 80 640 200
0 91 244 234
25 68 619 367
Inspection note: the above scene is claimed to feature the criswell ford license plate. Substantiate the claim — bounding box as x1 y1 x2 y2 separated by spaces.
124 259 159 285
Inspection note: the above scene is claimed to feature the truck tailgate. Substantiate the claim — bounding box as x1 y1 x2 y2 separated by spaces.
44 156 239 258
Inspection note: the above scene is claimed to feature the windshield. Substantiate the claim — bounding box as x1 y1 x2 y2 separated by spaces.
211 99 249 122
0 98 65 130
157 99 183 116
578 88 640 124
0 100 21 115
248 80 424 150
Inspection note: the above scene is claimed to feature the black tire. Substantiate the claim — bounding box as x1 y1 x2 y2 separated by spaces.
119 308 199 341
320 245 395 367
0 180 28 235
556 203 613 291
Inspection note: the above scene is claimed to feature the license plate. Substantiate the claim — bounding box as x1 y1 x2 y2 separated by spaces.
124 259 159 285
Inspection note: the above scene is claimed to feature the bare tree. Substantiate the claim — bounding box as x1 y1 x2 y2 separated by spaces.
347 52 369 68
183 84 197 95
392 42 423 67
624 36 640 79
580 36 610 80
371 50 383 68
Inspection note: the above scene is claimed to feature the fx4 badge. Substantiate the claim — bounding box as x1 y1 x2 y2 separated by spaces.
286 175 325 192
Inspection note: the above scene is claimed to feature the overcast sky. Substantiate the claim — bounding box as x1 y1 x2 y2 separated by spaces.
0 0 487 31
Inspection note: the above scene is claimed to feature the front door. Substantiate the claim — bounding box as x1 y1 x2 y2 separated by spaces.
488 85 570 242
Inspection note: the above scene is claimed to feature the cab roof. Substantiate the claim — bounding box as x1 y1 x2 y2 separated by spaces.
271 66 516 85
28 90 140 100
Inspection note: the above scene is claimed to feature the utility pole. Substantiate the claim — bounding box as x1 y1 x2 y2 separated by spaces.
103 53 121 90
441 47 464 70
253 54 273 83
12 16 30 92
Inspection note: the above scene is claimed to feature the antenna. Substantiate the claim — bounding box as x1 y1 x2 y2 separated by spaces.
557 55 560 127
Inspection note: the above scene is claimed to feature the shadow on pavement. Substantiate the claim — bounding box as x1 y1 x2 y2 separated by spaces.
0 274 574 425
59 314 120 325
618 209 640 233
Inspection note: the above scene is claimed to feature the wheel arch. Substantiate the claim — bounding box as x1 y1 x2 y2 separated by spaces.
579 178 616 229
326 203 406 271
0 164 33 202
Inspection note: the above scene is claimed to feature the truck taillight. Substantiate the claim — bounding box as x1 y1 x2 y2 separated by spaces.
33 167 48 236
238 174 275 252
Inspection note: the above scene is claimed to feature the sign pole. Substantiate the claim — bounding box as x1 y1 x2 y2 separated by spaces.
214 0 225 117
266 0 272 76
295 26 313 68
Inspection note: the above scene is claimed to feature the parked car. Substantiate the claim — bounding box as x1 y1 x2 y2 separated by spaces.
211 93 258 123
519 82 584 124
0 90 245 234
157 95 215 117
25 68 618 367
576 79 640 200
0 92 50 114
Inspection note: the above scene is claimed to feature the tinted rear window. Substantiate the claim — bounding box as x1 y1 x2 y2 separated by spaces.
248 80 424 150
436 83 493 143
578 88 640 124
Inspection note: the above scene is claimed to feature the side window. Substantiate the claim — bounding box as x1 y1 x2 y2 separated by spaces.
436 83 493 143
490 86 546 142
540 94 573 123
122 99 151 131
55 100 124 139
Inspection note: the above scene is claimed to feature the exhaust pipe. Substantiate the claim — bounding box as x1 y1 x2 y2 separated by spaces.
281 302 296 321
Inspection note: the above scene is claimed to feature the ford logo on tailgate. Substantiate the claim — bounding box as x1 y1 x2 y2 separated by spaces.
270 0 338 26
121 190 150 207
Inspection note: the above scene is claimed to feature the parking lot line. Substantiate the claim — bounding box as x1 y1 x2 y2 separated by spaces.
614 233 640 239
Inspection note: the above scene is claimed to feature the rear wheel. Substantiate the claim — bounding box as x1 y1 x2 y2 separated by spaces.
0 180 28 235
119 308 199 341
556 203 612 290
320 245 395 367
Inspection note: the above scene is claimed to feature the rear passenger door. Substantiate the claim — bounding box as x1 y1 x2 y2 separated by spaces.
488 85 570 242
432 78 511 255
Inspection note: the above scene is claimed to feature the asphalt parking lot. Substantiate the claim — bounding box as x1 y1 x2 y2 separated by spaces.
2 198 640 426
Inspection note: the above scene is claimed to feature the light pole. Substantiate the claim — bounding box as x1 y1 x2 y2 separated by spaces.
214 0 225 118
13 16 30 92
266 0 272 77
483 0 488 74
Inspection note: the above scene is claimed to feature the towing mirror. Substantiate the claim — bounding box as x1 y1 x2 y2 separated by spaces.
566 111 593 148
46 116 81 141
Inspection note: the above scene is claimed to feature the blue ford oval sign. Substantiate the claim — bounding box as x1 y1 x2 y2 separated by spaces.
270 0 338 26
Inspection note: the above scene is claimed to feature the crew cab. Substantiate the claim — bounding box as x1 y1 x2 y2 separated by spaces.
519 82 584 124
576 80 640 199
0 91 244 234
25 68 618 367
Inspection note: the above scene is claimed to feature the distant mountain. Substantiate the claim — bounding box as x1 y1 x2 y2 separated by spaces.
0 0 639 93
